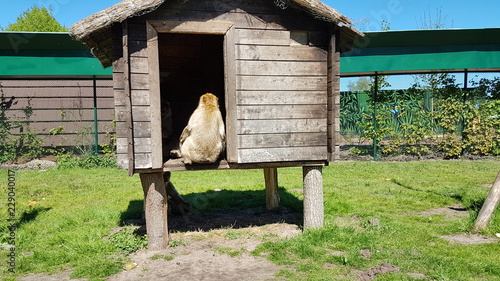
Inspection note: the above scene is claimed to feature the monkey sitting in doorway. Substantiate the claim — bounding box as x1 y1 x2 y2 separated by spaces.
171 93 226 164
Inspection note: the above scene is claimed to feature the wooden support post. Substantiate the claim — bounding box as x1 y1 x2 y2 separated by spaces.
140 172 169 250
303 166 324 229
264 168 280 210
472 170 500 232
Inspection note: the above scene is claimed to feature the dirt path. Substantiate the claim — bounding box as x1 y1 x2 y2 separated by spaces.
108 223 300 281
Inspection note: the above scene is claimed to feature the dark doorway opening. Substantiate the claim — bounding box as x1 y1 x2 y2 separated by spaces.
158 33 225 162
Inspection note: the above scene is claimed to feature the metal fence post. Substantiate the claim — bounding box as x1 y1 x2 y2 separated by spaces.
373 74 379 160
93 76 99 154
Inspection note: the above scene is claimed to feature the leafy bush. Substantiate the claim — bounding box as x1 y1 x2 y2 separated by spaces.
0 85 48 162
341 75 500 158
56 153 117 169
109 227 148 254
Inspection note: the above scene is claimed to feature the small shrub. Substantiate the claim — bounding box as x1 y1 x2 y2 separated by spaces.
56 153 117 169
109 227 148 254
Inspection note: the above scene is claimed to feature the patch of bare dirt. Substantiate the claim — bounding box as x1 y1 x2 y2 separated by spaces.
354 263 400 281
107 223 300 281
440 234 500 245
418 205 469 220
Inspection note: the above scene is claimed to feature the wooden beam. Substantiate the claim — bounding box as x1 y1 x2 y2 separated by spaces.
122 21 135 176
148 20 233 34
140 172 169 250
264 168 280 210
472 170 500 232
146 21 163 169
327 29 341 162
224 26 238 163
303 165 324 229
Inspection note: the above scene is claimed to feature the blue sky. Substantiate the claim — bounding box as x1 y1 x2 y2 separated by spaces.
0 0 498 31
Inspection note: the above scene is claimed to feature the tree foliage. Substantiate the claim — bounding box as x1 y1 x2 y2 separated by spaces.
1 5 68 32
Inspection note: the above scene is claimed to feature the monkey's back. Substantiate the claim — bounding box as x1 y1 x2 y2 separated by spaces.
180 105 225 163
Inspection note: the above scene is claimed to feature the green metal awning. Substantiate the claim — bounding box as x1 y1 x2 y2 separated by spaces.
340 28 500 76
0 32 112 77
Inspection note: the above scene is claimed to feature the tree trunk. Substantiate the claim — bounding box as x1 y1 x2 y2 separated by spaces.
264 168 280 210
303 166 324 229
472 170 500 233
140 172 169 250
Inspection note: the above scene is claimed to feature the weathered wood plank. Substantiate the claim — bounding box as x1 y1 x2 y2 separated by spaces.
145 8 325 30
224 26 238 163
129 40 148 57
116 106 150 122
130 56 149 74
117 137 152 154
236 29 290 46
133 153 153 169
237 60 326 76
149 20 233 34
130 73 150 90
112 72 124 90
161 158 325 172
114 90 151 106
236 45 327 61
238 146 327 163
238 104 327 120
117 153 128 170
114 72 150 90
116 121 152 138
264 167 280 210
122 21 135 174
238 76 327 91
237 91 326 105
147 21 163 169
238 119 327 134
239 132 326 148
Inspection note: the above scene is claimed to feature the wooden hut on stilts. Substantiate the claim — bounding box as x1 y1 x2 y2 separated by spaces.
71 0 362 250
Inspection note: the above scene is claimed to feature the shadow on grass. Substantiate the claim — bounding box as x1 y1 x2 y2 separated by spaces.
120 187 303 232
391 179 464 201
391 179 489 213
12 207 52 230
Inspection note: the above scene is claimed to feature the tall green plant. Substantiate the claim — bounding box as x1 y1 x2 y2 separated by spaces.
0 84 47 162
0 84 18 162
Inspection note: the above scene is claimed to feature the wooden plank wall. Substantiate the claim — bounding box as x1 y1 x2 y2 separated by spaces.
0 79 114 147
113 21 155 170
113 0 335 168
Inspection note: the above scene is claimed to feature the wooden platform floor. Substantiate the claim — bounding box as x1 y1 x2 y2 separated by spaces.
162 158 326 171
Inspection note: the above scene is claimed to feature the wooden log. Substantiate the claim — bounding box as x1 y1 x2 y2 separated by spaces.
303 165 324 229
264 168 280 210
472 170 500 232
140 172 169 250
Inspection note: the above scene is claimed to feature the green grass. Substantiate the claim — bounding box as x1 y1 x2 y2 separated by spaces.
1 160 499 280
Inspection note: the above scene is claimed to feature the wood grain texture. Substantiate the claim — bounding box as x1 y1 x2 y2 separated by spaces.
264 168 280 210
303 165 324 229
239 133 326 148
147 21 163 169
238 146 327 163
238 76 327 91
140 172 169 250
237 105 327 120
237 119 327 134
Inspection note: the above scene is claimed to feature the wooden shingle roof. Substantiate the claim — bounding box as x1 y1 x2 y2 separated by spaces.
70 0 361 67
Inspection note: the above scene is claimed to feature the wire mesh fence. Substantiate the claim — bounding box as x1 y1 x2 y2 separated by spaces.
339 72 500 160
0 78 114 157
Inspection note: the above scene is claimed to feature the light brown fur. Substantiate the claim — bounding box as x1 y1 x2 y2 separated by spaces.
172 93 225 164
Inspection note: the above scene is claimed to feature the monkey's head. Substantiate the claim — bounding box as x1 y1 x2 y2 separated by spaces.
199 93 219 109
